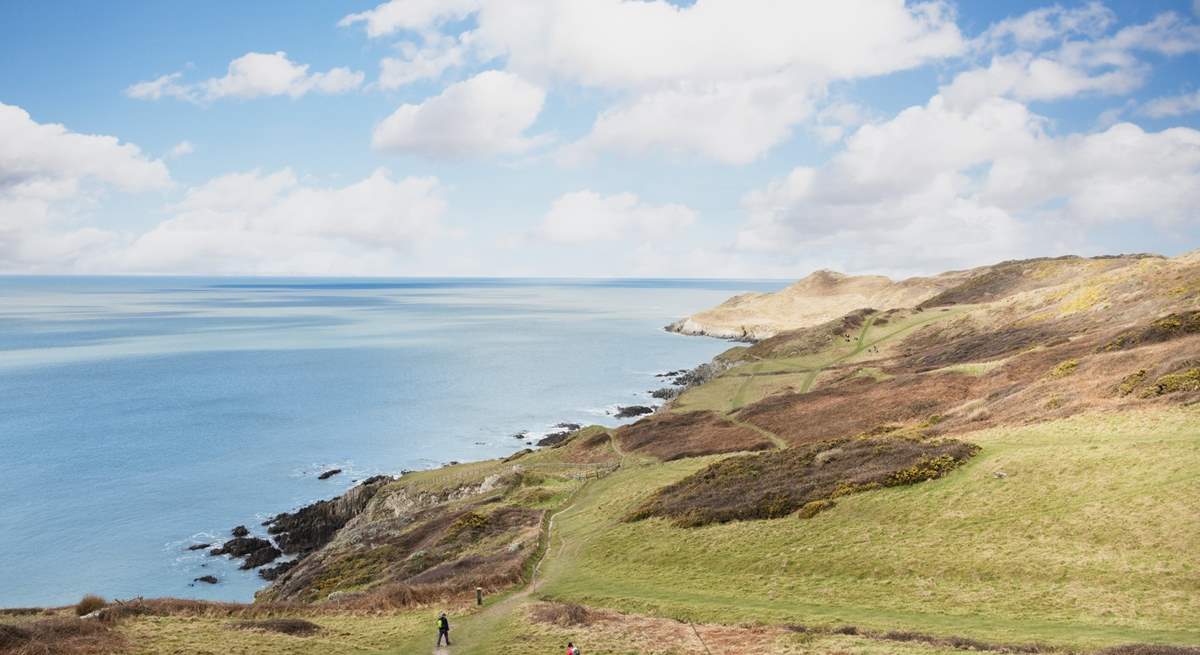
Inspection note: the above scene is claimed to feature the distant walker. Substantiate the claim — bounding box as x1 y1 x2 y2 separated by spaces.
437 612 451 647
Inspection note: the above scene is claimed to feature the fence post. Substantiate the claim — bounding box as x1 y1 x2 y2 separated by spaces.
476 587 483 605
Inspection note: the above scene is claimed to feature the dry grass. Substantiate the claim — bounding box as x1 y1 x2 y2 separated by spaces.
0 617 125 655
615 410 775 461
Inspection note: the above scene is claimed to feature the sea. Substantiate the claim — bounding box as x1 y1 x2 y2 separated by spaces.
0 276 785 607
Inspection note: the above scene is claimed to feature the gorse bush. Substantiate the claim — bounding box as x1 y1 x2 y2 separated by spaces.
74 594 106 617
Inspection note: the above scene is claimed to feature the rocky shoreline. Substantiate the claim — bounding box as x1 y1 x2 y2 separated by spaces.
181 360 719 589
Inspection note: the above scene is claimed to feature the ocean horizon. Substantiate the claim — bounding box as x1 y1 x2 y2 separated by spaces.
0 276 785 607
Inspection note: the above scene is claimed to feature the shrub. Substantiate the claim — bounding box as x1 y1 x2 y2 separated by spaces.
531 602 592 626
229 618 321 636
1117 370 1147 396
75 594 106 616
1049 359 1079 378
628 437 978 527
796 499 835 519
1139 368 1200 397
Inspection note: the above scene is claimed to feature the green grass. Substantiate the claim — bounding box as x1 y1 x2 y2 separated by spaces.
672 310 964 415
536 409 1200 648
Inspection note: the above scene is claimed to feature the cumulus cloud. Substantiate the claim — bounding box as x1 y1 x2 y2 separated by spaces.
378 34 469 89
539 190 695 243
372 70 546 158
1142 90 1200 117
736 93 1200 273
339 0 481 38
0 102 170 271
126 52 364 103
108 169 450 275
355 0 964 164
944 7 1200 110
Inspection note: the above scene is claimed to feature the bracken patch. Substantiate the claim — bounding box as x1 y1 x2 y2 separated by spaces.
626 437 978 527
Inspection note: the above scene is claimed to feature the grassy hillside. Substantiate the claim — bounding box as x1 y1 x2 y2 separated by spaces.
5 252 1198 655
539 409 1200 647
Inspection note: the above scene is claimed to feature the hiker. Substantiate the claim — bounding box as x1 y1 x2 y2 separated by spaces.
566 642 580 655
437 612 451 646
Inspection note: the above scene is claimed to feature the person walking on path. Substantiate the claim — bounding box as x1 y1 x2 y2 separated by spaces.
436 612 451 647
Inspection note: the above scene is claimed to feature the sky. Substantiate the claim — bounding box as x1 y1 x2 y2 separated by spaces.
1 0 1199 278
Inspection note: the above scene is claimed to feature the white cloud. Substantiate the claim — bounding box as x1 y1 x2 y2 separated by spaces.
378 34 468 89
127 52 364 103
339 0 481 38
167 141 195 159
736 93 1200 273
0 102 170 271
108 169 450 275
1142 90 1200 117
562 74 817 165
977 2 1115 48
358 0 963 164
485 0 964 164
945 8 1200 110
539 190 695 243
372 70 546 158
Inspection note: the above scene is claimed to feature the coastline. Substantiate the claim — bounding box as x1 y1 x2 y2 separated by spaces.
188 350 725 600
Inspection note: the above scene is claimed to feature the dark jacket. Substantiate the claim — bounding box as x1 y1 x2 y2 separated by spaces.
438 616 450 631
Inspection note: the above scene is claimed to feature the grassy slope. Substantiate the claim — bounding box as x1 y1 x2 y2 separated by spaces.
536 409 1200 648
119 613 429 655
672 309 964 414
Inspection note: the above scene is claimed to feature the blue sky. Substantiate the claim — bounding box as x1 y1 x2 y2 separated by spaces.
1 0 1198 277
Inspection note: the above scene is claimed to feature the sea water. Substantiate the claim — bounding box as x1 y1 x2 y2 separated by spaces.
0 277 783 607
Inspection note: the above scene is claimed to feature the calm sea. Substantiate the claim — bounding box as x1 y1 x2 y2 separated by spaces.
0 277 783 607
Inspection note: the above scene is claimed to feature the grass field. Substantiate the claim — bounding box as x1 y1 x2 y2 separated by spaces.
672 309 965 415
115 612 430 655
536 409 1200 649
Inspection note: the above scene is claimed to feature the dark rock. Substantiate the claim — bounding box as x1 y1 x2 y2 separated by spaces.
193 575 218 584
614 405 654 419
258 560 298 581
211 536 272 558
512 431 529 439
537 431 570 447
650 387 679 400
240 546 282 570
317 468 342 480
554 422 582 431
655 369 686 378
267 476 392 556
231 525 249 538
186 543 211 551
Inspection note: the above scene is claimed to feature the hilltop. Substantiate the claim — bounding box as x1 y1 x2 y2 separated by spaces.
3 251 1199 655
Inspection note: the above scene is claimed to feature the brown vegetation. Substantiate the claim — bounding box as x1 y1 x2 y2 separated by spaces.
72 597 104 618
0 617 124 655
530 602 592 627
627 436 977 527
734 372 979 446
614 410 774 461
228 618 321 636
